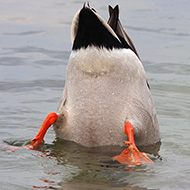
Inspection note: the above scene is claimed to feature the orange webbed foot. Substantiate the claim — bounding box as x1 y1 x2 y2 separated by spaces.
28 112 58 150
112 121 153 166
2 112 58 152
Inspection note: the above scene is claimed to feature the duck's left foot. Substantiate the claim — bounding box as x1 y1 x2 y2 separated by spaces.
2 112 58 152
112 121 153 166
29 112 58 150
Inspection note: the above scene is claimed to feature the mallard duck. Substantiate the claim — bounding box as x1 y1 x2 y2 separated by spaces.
53 4 160 147
5 4 160 165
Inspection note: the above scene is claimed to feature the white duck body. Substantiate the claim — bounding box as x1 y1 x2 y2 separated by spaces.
53 5 160 147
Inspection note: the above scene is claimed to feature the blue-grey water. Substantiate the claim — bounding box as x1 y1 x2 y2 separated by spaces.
0 0 190 189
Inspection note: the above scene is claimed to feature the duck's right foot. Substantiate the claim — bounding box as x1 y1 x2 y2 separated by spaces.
112 121 153 166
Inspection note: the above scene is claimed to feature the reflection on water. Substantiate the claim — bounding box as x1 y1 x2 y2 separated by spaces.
0 0 190 189
3 137 161 189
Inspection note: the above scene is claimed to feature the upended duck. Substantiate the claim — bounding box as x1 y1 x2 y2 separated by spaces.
6 4 160 166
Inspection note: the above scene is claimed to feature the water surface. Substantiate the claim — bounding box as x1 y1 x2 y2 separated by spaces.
0 0 190 189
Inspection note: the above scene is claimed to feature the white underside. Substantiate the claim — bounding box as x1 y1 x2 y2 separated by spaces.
53 47 160 147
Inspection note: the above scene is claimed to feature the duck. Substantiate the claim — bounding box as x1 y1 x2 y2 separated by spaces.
53 3 160 146
5 4 160 166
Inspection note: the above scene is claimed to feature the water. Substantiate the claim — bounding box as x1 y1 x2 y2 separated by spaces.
0 0 190 189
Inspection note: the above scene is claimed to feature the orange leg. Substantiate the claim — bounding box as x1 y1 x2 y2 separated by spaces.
112 121 153 166
3 112 58 151
29 112 58 149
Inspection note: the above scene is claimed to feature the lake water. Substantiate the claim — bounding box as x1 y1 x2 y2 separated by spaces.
0 0 190 189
